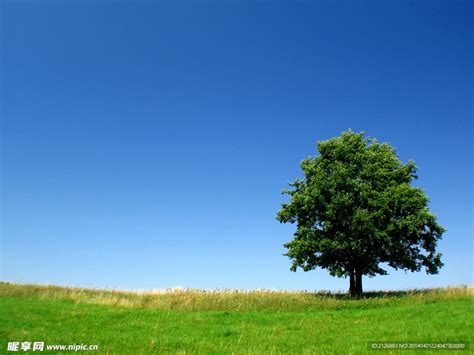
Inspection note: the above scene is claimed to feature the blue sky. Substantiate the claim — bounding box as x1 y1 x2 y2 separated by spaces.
1 1 472 291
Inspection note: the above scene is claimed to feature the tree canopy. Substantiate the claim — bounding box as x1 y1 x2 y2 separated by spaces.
276 130 445 297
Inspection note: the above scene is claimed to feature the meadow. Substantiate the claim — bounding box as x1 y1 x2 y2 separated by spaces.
0 282 472 354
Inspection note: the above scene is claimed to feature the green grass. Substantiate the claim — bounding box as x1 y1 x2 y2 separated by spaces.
0 283 472 354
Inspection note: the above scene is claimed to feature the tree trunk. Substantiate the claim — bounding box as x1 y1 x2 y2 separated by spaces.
355 270 363 297
349 270 356 297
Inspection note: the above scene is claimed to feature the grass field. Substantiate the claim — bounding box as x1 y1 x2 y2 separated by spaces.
0 283 472 354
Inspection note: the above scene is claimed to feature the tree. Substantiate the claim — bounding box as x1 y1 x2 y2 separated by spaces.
276 130 445 297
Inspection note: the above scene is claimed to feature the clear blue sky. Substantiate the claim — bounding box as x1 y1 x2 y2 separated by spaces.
1 1 472 291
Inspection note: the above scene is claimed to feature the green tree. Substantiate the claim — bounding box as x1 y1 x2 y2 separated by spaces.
277 130 445 297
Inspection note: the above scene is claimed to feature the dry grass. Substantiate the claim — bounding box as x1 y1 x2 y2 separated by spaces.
0 282 471 312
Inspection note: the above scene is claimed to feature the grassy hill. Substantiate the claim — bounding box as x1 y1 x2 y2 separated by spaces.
0 283 472 354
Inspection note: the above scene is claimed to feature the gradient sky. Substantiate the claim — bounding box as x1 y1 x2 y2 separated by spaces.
1 0 472 291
